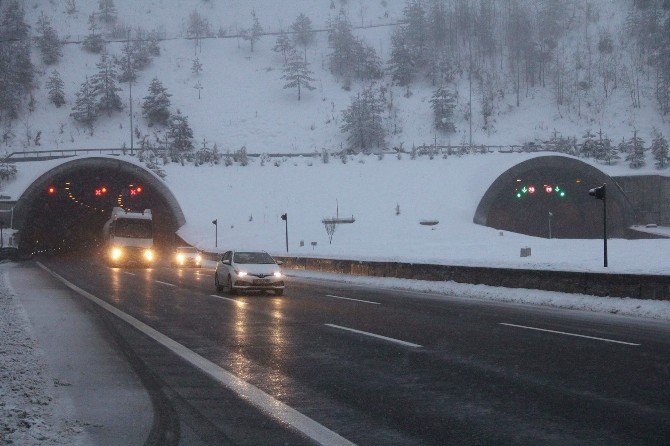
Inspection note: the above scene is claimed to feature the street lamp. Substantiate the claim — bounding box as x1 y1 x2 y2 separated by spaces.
211 219 218 248
548 211 553 239
281 213 288 253
588 184 607 267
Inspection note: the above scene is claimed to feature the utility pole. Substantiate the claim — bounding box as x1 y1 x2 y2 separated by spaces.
127 31 134 155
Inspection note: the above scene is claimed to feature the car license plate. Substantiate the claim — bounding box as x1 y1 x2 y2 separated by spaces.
253 279 271 285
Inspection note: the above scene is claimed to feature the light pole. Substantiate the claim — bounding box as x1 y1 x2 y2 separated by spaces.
548 211 553 239
211 219 218 248
281 213 288 253
588 184 607 267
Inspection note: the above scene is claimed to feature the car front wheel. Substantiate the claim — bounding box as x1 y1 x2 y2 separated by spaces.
227 275 237 295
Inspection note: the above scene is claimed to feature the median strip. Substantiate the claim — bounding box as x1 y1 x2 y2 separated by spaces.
324 323 422 348
499 323 641 346
325 294 380 305
36 262 355 446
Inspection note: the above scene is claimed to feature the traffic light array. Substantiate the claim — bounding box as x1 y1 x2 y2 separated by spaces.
515 184 566 199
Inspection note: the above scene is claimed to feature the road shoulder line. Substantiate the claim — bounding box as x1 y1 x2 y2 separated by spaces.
36 262 356 446
325 294 380 305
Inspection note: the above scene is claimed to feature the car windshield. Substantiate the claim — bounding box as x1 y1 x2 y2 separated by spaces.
177 247 198 253
114 219 152 239
233 252 275 264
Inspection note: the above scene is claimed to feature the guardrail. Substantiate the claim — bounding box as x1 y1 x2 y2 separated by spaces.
1 144 561 163
272 256 670 301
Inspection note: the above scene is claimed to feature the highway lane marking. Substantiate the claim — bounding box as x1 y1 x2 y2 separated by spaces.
209 294 246 306
155 280 176 287
36 262 355 446
325 294 380 305
500 323 641 346
324 323 422 348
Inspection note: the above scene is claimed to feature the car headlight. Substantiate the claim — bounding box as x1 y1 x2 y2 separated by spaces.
273 271 282 278
195 254 202 263
176 253 185 263
237 270 248 277
144 249 155 261
110 247 123 261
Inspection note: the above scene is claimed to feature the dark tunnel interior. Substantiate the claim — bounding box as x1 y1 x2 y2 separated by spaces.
21 166 179 255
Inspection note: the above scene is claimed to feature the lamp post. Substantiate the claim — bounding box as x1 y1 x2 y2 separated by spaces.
281 213 288 253
211 219 218 248
548 211 553 239
588 184 607 267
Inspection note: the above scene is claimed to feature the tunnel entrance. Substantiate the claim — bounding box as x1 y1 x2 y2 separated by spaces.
13 158 185 254
474 156 635 239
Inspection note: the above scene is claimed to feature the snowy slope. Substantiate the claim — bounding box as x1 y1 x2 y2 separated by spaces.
4 0 669 155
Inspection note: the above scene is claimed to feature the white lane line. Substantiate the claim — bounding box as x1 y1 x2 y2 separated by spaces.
209 294 246 306
123 271 136 276
500 323 641 346
155 280 176 287
36 262 355 446
325 294 380 305
324 323 422 348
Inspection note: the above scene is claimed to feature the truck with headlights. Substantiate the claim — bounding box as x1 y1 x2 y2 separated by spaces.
102 207 156 266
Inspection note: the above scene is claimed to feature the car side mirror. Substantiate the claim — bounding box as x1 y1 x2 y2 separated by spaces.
276 260 283 265
221 259 231 265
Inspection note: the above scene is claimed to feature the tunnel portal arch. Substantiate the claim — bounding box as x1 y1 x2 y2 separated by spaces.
473 156 635 238
13 157 185 252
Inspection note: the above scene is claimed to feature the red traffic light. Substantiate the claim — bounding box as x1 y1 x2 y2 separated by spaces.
47 186 56 195
129 186 143 196
528 186 536 194
94 186 108 196
544 185 553 193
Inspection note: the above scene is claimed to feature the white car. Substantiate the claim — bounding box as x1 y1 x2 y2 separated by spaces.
172 246 203 267
215 250 284 295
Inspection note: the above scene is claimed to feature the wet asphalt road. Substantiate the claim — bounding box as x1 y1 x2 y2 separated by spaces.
39 256 670 445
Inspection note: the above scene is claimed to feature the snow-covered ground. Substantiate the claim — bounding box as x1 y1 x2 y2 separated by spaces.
0 267 83 445
289 269 670 321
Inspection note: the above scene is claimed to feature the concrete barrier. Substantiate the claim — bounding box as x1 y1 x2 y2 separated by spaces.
273 256 670 301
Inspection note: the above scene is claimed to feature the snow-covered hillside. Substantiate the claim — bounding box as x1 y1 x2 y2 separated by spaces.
2 0 669 155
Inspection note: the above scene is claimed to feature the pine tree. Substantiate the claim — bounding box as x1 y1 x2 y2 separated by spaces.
46 70 65 107
341 86 386 153
626 130 646 168
142 78 171 126
191 58 203 75
36 13 62 65
167 110 194 160
82 14 105 53
98 0 117 24
116 41 137 83
327 12 357 81
292 13 314 62
430 86 457 133
243 10 264 53
402 0 427 64
281 50 316 101
651 129 669 169
428 0 448 48
91 53 122 116
389 27 415 86
0 1 33 121
581 130 597 158
601 138 620 165
71 76 98 131
273 30 293 64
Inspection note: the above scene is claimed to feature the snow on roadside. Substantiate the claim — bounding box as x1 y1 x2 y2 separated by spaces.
0 265 83 446
287 269 670 321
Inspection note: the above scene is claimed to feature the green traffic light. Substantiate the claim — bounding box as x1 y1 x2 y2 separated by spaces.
560 191 565 197
555 186 561 192
516 193 522 198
